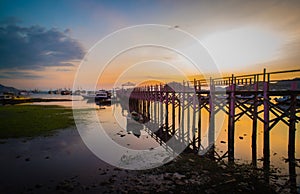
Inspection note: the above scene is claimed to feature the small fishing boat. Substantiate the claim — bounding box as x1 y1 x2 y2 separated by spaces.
83 90 112 106
61 90 72 95
0 92 15 100
274 96 290 103
274 96 300 108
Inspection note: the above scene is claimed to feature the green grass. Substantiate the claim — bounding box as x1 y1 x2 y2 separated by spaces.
0 105 75 138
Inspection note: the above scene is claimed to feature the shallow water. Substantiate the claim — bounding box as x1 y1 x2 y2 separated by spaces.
0 94 171 192
0 128 117 193
0 93 299 192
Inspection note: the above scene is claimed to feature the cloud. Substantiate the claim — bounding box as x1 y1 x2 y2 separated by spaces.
0 21 85 70
56 68 72 72
0 71 44 79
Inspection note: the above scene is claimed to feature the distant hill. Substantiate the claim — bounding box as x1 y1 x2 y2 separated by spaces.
0 84 20 94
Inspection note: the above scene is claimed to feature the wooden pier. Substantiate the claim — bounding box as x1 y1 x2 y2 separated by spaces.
117 68 300 191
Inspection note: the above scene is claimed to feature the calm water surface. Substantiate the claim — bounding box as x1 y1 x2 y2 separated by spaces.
0 94 299 192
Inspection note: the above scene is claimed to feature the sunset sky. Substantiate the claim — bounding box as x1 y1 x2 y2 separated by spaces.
0 0 300 90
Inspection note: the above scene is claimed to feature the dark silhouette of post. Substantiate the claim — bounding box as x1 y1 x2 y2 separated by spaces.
228 74 236 163
208 77 215 159
197 80 202 152
263 68 270 183
171 91 176 135
252 74 259 167
165 91 169 141
181 81 186 143
289 89 297 193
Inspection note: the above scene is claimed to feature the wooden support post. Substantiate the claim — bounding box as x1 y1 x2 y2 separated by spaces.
172 91 175 135
160 85 163 139
154 85 157 123
192 89 197 153
263 68 270 182
187 82 191 145
288 93 297 193
165 92 169 141
252 75 258 167
198 96 202 152
147 100 150 121
228 74 236 163
208 78 215 158
181 81 186 143
198 83 202 151
143 99 146 116
178 96 181 141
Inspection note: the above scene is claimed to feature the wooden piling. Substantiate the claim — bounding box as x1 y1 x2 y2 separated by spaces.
172 91 175 135
208 78 215 158
197 81 202 151
165 92 169 141
187 82 191 145
192 87 197 152
252 74 258 167
181 81 186 143
289 93 297 193
159 84 163 138
263 68 270 182
228 75 236 163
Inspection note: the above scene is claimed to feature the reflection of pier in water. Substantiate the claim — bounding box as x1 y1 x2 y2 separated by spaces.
117 69 300 192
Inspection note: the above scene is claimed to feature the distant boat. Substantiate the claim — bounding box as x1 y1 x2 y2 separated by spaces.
19 90 30 96
61 90 72 95
48 89 60 94
236 94 255 99
95 90 112 106
274 96 290 103
72 90 81 95
274 96 300 107
83 90 112 106
0 92 15 100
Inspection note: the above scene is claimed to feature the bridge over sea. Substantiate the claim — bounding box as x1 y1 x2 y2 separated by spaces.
116 68 300 191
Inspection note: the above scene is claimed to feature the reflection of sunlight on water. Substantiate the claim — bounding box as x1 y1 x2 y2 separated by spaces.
72 98 175 170
30 95 300 185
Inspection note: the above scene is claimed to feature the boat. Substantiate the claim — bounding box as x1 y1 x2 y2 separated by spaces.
0 92 15 100
83 90 112 105
274 96 300 108
61 90 72 95
274 96 290 103
19 90 30 96
95 90 110 100
81 91 94 100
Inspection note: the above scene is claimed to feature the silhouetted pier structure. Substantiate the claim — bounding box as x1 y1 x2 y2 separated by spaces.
117 68 300 191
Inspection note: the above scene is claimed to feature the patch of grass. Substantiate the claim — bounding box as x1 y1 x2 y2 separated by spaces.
0 105 75 138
